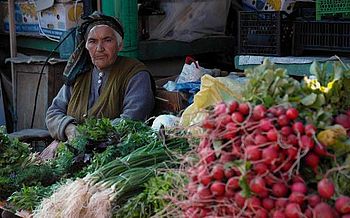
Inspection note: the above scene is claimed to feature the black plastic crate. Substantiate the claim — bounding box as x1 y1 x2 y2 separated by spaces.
293 21 350 55
239 11 294 56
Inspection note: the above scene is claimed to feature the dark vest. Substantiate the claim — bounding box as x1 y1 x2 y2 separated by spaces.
67 56 148 123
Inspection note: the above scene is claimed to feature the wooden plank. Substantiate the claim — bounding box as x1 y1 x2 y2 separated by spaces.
8 0 17 130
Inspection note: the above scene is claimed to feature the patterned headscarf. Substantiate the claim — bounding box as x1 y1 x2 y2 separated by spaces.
62 11 124 85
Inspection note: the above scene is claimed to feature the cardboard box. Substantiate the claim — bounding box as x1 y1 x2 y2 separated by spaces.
38 2 83 39
0 1 40 35
154 76 189 115
154 89 189 115
242 0 296 14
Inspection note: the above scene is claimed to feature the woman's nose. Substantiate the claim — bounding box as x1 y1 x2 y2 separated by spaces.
96 42 104 51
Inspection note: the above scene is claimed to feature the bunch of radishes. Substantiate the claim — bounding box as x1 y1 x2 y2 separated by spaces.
335 110 350 137
182 101 350 217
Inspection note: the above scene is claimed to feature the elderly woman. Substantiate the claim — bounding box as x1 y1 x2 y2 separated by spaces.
45 12 155 142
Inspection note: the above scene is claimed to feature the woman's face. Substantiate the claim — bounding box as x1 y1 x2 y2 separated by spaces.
85 25 122 70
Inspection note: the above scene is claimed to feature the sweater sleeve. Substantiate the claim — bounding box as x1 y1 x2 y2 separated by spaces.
45 85 76 141
118 71 155 121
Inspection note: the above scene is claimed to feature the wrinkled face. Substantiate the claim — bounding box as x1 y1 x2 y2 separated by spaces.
85 25 122 70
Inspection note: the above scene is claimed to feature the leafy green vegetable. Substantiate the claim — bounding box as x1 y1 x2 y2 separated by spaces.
7 185 56 211
115 171 186 218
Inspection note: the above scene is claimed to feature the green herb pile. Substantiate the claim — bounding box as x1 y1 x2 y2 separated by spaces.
5 118 189 214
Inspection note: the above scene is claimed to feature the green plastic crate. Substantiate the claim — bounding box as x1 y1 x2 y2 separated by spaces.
316 0 350 20
102 0 138 58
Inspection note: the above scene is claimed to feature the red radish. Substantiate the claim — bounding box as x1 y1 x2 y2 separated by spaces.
281 160 293 172
211 165 225 181
267 129 278 141
291 182 307 194
335 196 350 214
287 147 298 159
262 198 275 210
220 153 234 163
255 134 268 145
262 146 279 165
260 119 273 131
239 103 250 115
314 143 332 157
304 208 313 218
286 108 299 120
228 101 239 113
292 122 304 134
210 182 226 196
217 114 232 126
275 198 288 208
289 192 305 206
342 214 350 218
250 177 266 194
276 106 286 116
314 202 335 218
198 138 210 150
231 112 244 123
308 194 321 208
246 146 262 161
246 196 261 210
253 104 266 120
318 178 335 199
225 187 235 198
225 122 237 132
197 186 212 200
272 182 289 197
278 115 290 127
258 189 269 198
285 203 302 218
300 135 315 150
202 118 215 129
234 191 246 207
335 114 350 128
198 170 212 186
201 149 216 164
265 174 277 186
226 177 240 191
255 208 268 218
292 175 305 184
214 103 227 116
347 110 350 117
273 210 286 218
281 126 292 136
304 152 319 173
224 168 235 178
305 124 317 136
253 163 268 174
287 134 298 146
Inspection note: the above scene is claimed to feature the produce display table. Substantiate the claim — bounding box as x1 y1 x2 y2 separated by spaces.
234 55 350 77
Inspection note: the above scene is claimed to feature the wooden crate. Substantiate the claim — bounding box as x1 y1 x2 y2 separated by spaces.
15 62 65 130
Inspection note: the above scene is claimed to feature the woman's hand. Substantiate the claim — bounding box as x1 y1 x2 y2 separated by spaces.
39 140 60 160
65 123 77 142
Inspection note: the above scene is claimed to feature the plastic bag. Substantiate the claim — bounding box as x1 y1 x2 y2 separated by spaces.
151 114 180 131
149 0 231 42
177 56 215 83
180 74 245 127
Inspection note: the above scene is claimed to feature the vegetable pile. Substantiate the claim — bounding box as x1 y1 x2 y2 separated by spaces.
178 101 350 217
1 118 188 217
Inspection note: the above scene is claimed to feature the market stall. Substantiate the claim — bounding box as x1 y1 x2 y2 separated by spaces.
0 0 350 217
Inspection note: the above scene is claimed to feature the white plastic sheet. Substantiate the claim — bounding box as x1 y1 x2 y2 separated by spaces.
149 0 231 42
